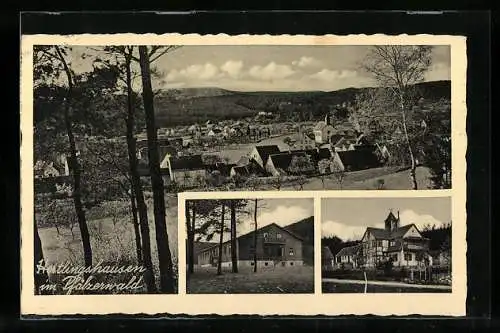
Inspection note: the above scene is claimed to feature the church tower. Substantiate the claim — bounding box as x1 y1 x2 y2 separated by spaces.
384 210 400 231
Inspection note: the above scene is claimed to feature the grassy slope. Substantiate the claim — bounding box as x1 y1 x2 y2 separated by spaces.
38 194 179 270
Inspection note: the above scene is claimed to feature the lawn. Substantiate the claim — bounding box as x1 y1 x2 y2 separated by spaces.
187 265 315 294
322 282 451 293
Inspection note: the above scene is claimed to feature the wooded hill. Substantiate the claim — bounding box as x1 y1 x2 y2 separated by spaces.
153 80 451 127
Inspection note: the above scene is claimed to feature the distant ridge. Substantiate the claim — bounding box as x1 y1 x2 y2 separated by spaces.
153 80 450 126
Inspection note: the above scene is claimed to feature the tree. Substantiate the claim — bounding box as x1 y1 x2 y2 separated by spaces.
230 200 238 273
283 136 295 152
217 201 227 276
362 46 433 190
288 155 315 176
318 159 332 189
331 162 346 190
34 46 93 270
34 219 50 295
138 46 176 293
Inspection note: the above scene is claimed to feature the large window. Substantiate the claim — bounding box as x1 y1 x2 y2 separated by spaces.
404 253 412 261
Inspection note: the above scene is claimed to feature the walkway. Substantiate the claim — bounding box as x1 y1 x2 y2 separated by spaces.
322 278 452 290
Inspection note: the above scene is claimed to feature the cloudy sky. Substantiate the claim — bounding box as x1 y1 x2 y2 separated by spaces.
69 45 450 92
198 198 313 242
321 197 451 241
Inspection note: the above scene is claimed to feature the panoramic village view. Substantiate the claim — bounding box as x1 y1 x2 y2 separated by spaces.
33 44 451 294
186 198 314 294
321 197 452 293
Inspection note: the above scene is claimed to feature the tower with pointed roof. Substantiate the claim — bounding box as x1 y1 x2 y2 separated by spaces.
384 210 400 232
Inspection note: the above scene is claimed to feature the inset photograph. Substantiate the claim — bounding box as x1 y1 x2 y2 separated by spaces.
321 197 452 293
185 198 314 294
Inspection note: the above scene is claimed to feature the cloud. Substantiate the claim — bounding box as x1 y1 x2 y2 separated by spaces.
398 209 444 230
292 56 322 68
236 205 312 237
322 210 445 241
248 62 296 81
424 62 451 81
322 220 384 241
220 60 244 78
166 62 221 81
310 69 358 81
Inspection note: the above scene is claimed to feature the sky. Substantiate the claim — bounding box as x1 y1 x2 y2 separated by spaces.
198 198 314 242
321 197 451 241
68 45 450 92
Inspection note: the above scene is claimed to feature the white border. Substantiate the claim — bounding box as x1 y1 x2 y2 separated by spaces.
20 33 467 316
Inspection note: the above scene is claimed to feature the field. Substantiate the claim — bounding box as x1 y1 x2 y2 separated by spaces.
187 265 314 294
279 166 433 191
322 279 451 293
37 194 179 292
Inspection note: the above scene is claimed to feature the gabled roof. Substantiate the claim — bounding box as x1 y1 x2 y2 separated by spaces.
169 155 205 171
336 244 361 257
391 223 420 239
337 149 382 171
193 241 217 254
318 147 332 160
231 165 250 177
268 151 308 171
330 134 344 145
365 227 392 240
254 145 281 164
198 221 308 254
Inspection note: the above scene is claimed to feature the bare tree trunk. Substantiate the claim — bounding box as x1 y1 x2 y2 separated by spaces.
230 200 238 273
139 46 175 293
55 46 93 272
186 201 195 275
399 96 418 190
217 202 226 276
34 220 49 295
253 198 258 273
125 50 156 293
129 190 143 265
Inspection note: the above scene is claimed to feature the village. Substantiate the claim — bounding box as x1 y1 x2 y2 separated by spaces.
35 106 397 194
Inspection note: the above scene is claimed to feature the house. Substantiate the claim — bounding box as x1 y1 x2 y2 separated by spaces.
192 242 216 265
160 154 207 187
313 115 335 144
283 216 314 265
335 244 361 269
250 145 281 169
137 145 178 163
34 154 70 179
332 133 367 152
356 211 433 268
230 159 266 179
266 151 309 176
333 148 383 172
196 222 308 268
293 131 316 150
322 246 335 271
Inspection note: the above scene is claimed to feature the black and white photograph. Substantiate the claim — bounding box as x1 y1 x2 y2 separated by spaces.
185 198 314 294
23 32 466 315
321 197 452 293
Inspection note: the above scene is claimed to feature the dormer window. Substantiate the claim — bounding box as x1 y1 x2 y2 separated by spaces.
276 233 282 239
263 232 269 238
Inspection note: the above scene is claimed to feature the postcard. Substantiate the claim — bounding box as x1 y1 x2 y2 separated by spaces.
20 33 467 316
